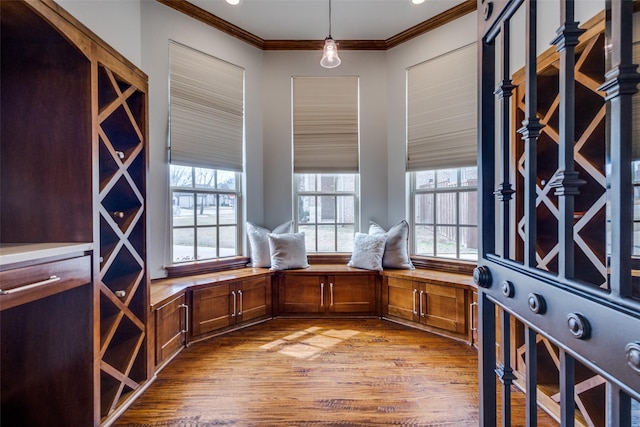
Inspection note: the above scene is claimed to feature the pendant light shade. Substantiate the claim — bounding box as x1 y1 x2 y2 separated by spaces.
320 37 341 68
320 0 341 68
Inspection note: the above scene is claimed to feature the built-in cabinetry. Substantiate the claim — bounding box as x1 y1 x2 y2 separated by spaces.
381 270 474 342
276 267 378 316
0 1 149 424
191 276 272 341
154 293 188 369
0 247 94 426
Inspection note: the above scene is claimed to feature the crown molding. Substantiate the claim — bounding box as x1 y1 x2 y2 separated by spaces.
156 0 477 51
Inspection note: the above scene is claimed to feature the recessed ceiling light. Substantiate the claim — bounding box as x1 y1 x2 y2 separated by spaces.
412 0 426 4
226 0 240 5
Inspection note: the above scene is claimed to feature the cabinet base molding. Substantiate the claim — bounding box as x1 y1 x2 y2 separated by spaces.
382 316 472 346
100 376 157 427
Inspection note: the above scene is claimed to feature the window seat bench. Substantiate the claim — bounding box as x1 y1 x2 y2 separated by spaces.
150 263 477 371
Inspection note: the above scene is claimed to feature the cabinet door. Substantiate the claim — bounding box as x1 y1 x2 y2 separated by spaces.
237 276 271 324
280 275 323 313
191 284 232 337
155 293 186 367
329 274 376 314
383 277 418 322
422 283 467 334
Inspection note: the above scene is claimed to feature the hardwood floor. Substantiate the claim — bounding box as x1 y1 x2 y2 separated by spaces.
114 318 558 426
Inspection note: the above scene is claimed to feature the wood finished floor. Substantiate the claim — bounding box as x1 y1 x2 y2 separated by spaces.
114 318 558 426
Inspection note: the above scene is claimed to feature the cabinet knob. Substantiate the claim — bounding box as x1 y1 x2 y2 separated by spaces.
473 266 492 288
112 211 124 219
115 290 126 298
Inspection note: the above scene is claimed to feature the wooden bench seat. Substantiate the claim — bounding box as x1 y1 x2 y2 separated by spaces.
150 263 476 371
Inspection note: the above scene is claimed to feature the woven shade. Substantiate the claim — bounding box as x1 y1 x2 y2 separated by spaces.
407 43 477 171
169 41 244 172
293 77 359 173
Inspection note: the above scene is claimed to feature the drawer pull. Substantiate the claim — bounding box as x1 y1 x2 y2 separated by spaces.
320 283 324 307
419 290 425 317
0 275 61 295
231 291 237 317
237 290 243 315
179 303 189 333
412 289 417 315
470 301 478 332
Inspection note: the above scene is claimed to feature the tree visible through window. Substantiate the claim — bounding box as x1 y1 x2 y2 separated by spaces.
171 165 241 263
295 173 358 252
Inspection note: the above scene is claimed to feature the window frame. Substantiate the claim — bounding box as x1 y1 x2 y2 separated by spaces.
409 167 478 261
170 165 243 264
293 173 360 253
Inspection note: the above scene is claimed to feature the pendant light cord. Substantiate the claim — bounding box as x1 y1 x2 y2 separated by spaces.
328 0 332 38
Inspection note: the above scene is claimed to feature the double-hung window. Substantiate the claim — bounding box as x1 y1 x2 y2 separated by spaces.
168 41 244 263
407 43 477 261
292 77 360 252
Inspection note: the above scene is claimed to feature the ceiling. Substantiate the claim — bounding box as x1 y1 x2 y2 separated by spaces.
181 0 470 42
164 0 475 49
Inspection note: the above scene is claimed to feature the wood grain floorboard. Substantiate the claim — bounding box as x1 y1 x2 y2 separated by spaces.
114 318 558 426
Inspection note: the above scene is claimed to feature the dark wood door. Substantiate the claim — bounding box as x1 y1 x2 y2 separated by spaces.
476 1 640 425
236 276 271 323
155 293 187 367
279 275 324 313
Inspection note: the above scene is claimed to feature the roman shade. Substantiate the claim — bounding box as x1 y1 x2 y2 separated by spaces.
169 41 244 172
407 42 477 171
292 76 359 173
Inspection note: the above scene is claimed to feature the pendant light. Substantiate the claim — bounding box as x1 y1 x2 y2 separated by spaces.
320 0 341 68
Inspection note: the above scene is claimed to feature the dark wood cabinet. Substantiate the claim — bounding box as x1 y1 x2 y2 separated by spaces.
0 250 94 427
154 293 188 369
191 276 272 341
1 1 149 424
382 272 471 342
277 268 378 316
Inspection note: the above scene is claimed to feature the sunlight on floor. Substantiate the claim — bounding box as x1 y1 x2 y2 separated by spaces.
260 326 360 359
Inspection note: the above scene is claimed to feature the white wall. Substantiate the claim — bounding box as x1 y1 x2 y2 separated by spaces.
141 1 264 279
386 12 478 226
49 0 607 279
262 50 388 231
57 0 142 67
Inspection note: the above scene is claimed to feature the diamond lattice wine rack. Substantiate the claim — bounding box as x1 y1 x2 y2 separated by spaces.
97 64 148 418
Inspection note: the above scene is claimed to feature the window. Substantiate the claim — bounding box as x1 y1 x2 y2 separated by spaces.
168 41 244 264
171 165 241 263
291 77 360 253
295 173 358 252
410 167 478 260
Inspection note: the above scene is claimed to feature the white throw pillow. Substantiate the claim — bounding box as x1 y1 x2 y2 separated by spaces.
369 220 414 269
347 232 387 271
267 232 309 271
246 221 293 267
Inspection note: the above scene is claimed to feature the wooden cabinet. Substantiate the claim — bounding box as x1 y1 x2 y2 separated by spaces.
382 274 470 341
1 1 150 423
0 250 94 427
191 276 272 340
154 293 188 369
277 270 378 316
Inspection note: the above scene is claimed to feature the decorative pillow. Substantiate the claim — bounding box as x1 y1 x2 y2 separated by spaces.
267 232 309 271
347 232 387 271
369 220 414 269
246 221 293 267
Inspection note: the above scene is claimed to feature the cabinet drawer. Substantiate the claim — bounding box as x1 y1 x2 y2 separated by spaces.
0 255 92 310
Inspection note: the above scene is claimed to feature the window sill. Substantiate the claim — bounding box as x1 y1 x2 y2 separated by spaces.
409 256 476 275
166 256 251 278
